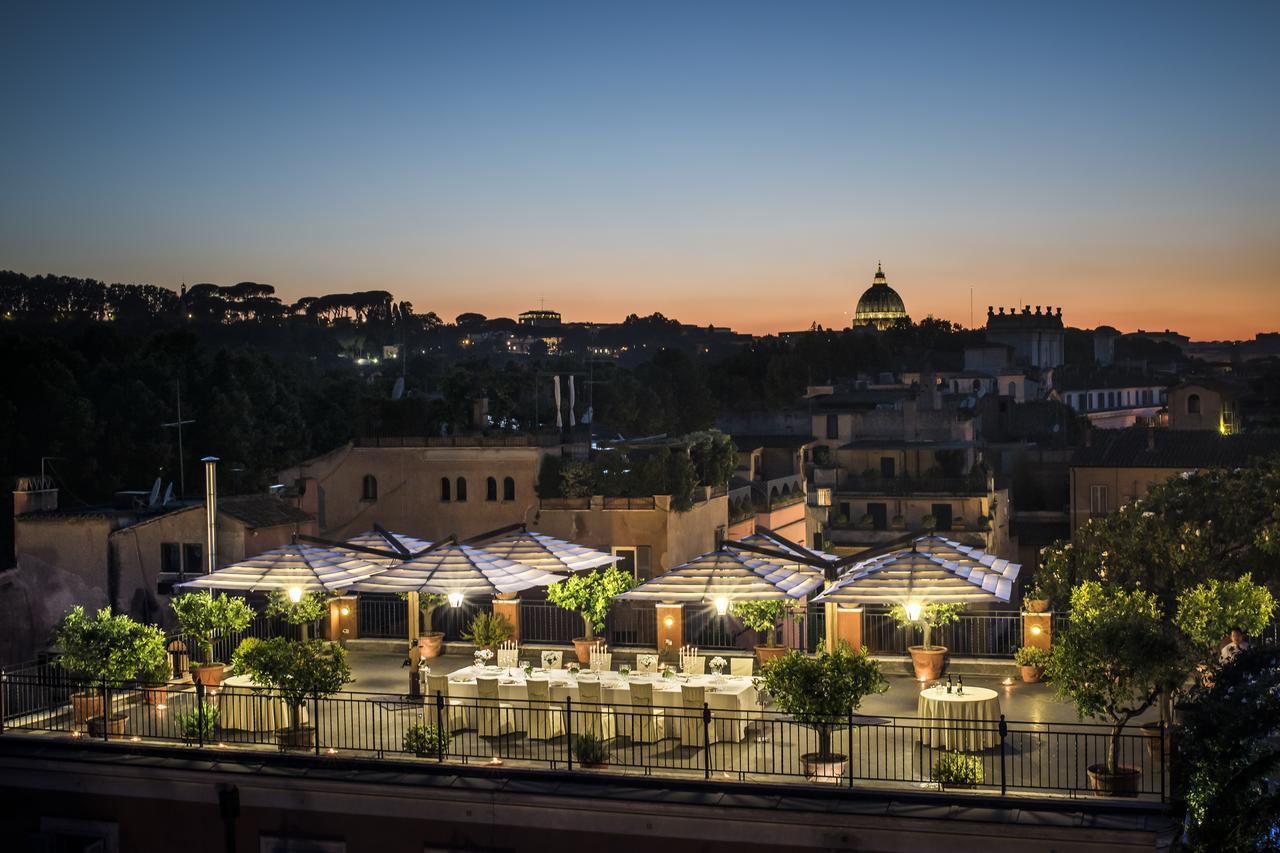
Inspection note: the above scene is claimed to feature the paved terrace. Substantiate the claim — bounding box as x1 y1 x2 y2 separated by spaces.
2 648 1168 803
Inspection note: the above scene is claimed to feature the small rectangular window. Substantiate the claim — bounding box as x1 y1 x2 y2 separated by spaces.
1089 484 1109 516
184 543 203 575
825 414 839 440
161 542 181 573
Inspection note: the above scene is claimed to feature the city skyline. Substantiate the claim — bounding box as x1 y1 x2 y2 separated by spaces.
3 2 1279 339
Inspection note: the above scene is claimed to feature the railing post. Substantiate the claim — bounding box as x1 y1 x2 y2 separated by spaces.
1159 720 1166 803
703 702 712 780
313 692 321 756
0 667 7 736
998 714 1008 796
435 692 445 763
565 697 574 771
195 680 206 749
100 679 109 741
847 710 855 788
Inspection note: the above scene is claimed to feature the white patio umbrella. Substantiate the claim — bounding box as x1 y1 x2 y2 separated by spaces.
812 535 1021 607
474 529 619 574
346 539 565 602
344 529 433 561
174 541 384 596
616 547 823 615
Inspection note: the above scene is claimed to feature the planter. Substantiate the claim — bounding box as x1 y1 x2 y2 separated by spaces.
87 712 129 739
800 752 847 785
1139 722 1171 759
70 691 104 724
417 632 445 660
191 663 225 688
580 761 610 769
754 645 787 666
1019 665 1044 684
572 638 597 664
908 646 947 681
143 684 169 705
1024 599 1050 614
276 725 316 751
1087 764 1141 797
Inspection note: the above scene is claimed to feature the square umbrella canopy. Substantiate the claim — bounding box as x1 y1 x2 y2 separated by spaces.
813 535 1021 606
344 529 433 560
346 541 564 599
616 547 822 605
473 530 619 574
174 542 385 594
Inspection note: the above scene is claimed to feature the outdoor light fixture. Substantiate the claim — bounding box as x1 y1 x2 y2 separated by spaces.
448 592 465 608
340 606 350 617
905 602 922 622
714 597 730 616
663 616 674 627
1002 677 1014 686
288 586 303 603
1030 625 1042 636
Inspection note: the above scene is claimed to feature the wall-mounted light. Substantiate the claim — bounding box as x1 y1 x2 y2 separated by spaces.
1030 624 1042 636
714 597 730 616
448 592 465 608
663 615 674 627
288 586 303 603
905 602 922 622
340 606 350 617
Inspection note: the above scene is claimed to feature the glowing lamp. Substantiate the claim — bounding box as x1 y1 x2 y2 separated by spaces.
663 616 674 627
714 597 730 616
448 592 465 608
340 606 350 617
905 602 922 622
1030 625 1042 636
288 586 303 603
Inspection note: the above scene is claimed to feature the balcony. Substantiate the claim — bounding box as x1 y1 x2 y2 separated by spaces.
837 475 989 496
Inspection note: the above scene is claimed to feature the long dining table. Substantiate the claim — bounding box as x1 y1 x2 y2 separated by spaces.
442 665 760 742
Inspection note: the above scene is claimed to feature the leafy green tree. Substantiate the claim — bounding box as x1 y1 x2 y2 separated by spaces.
265 590 329 641
1047 582 1187 775
237 637 351 732
731 599 797 646
1174 573 1276 655
889 603 963 651
545 566 638 641
756 646 887 759
170 591 255 665
53 606 165 685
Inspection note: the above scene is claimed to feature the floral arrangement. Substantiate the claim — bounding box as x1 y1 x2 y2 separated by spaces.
662 667 675 679
474 648 494 667
618 664 632 678
568 663 581 676
710 656 728 675
637 654 657 670
541 651 559 668
521 660 534 676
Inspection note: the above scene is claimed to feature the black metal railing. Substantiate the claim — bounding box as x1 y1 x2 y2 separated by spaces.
0 673 1167 801
863 611 1023 658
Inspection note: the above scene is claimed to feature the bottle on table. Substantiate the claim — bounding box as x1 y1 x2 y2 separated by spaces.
946 675 953 694
957 676 964 695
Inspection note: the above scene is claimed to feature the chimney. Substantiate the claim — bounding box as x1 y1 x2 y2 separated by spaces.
13 475 58 516
203 456 219 574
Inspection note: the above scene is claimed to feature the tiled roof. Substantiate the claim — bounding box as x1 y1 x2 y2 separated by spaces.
1071 427 1280 469
217 495 313 529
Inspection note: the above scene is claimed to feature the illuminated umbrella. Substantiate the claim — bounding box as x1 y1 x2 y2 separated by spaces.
812 535 1020 606
616 547 823 615
474 530 619 574
345 529 433 560
346 540 564 604
175 542 384 596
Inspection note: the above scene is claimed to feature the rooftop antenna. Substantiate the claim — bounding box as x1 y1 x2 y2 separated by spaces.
970 286 974 328
161 380 196 498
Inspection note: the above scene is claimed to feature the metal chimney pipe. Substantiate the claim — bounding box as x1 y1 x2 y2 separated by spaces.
202 456 219 574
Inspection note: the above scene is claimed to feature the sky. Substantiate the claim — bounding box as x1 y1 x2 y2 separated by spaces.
2 1 1278 339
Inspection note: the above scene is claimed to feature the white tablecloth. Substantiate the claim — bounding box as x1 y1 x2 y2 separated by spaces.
218 675 308 733
442 666 759 741
916 685 1001 750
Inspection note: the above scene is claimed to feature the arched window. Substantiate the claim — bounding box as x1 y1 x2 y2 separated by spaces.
440 477 451 502
361 474 378 502
485 477 497 502
456 477 468 502
503 476 516 501
1187 393 1201 415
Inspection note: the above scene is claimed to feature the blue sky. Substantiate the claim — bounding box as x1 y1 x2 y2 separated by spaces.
2 1 1277 336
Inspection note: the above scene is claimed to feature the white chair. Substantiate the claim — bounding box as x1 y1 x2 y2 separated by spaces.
635 654 659 673
589 648 613 672
574 680 616 742
541 650 563 670
680 655 706 675
426 674 473 733
730 657 754 678
475 677 518 738
622 680 665 744
678 683 709 747
496 641 520 669
524 678 566 741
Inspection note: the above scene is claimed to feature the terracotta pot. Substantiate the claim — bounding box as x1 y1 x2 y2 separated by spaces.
754 645 787 666
572 638 597 664
143 685 169 705
908 646 947 681
1019 665 1044 684
87 712 129 739
418 632 445 660
70 691 104 724
800 752 847 785
1087 764 1141 797
1139 722 1171 759
191 663 225 688
1024 599 1050 614
276 726 316 751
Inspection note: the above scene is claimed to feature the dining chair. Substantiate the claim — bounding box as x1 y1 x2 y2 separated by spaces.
426 674 472 733
680 654 706 675
496 640 520 669
574 679 616 742
634 653 659 673
476 677 518 738
623 680 665 744
589 649 613 672
678 683 711 748
729 657 754 678
540 650 563 670
524 677 566 741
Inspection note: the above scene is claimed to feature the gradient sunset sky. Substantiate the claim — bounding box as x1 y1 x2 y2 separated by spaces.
3 2 1278 339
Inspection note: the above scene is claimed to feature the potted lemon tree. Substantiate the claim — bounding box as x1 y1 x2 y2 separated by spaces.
756 645 887 784
890 602 963 681
236 637 351 750
400 592 449 659
171 591 255 687
54 606 164 733
545 566 637 663
731 600 796 665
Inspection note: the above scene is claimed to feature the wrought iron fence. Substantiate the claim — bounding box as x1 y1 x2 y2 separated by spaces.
863 611 1023 658
0 673 1167 801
